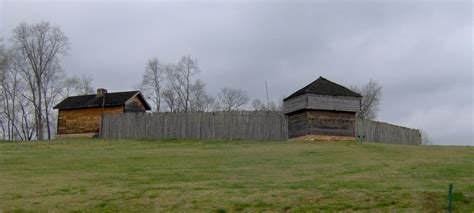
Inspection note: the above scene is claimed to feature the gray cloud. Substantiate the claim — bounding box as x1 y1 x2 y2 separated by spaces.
2 0 472 145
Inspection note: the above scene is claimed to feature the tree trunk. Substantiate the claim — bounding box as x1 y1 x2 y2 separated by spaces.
45 107 51 140
36 82 44 140
1 124 5 140
43 90 51 140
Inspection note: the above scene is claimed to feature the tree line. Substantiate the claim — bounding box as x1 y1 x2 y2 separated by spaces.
137 56 283 113
0 22 94 141
0 22 282 141
0 21 382 141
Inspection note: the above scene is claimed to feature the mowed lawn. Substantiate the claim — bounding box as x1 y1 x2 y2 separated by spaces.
0 139 473 212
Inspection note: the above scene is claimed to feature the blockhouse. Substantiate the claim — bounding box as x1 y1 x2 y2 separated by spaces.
53 89 151 137
283 77 362 140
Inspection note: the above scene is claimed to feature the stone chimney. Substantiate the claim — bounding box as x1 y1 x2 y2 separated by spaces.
96 88 107 97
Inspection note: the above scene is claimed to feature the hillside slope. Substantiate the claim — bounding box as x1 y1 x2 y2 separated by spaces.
0 139 472 212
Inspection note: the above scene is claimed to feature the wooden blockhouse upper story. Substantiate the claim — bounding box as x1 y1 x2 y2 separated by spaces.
53 89 151 137
283 77 362 140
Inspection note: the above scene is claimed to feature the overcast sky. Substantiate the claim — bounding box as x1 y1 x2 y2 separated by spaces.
1 0 472 145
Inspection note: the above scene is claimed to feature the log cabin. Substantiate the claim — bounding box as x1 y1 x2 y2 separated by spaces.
53 89 151 137
283 77 362 140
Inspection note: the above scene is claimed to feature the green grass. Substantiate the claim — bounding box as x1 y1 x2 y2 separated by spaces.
0 139 473 212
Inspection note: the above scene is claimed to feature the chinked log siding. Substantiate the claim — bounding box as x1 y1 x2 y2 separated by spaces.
54 90 151 137
308 110 356 137
283 94 361 114
283 95 308 114
287 110 356 138
57 106 123 135
287 111 308 138
307 94 361 112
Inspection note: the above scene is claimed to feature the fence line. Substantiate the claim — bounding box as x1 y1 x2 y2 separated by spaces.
100 112 420 145
100 111 288 141
356 119 421 145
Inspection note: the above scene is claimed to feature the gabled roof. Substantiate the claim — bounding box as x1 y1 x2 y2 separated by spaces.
53 91 151 110
284 77 362 101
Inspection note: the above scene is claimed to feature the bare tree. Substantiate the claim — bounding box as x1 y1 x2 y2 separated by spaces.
141 58 165 112
62 76 80 98
166 55 200 112
0 46 19 140
420 129 433 145
0 39 6 72
77 74 94 95
190 79 214 112
217 87 249 111
266 100 279 111
0 40 7 138
252 98 282 111
251 98 265 111
162 88 177 112
11 22 69 140
0 47 36 140
0 40 35 140
62 74 94 97
41 59 65 139
351 79 382 120
17 95 36 140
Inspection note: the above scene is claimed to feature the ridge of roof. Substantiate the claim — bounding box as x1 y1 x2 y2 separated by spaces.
53 90 151 110
284 76 362 101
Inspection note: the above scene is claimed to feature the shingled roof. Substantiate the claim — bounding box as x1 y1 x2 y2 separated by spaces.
53 91 151 110
284 77 362 101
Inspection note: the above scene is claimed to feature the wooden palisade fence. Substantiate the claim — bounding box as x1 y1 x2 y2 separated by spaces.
100 112 421 145
356 119 421 145
100 111 288 141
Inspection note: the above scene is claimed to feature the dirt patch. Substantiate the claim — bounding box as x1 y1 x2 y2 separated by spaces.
422 191 443 212
289 134 355 141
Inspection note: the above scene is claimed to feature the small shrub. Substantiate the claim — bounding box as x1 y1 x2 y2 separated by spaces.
215 208 227 213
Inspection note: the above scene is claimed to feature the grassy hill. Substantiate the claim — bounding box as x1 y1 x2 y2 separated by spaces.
0 139 472 212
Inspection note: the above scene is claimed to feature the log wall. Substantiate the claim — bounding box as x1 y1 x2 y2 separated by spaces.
307 94 361 112
283 94 361 114
57 106 123 135
287 110 356 138
287 111 309 138
308 110 356 137
283 95 308 114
